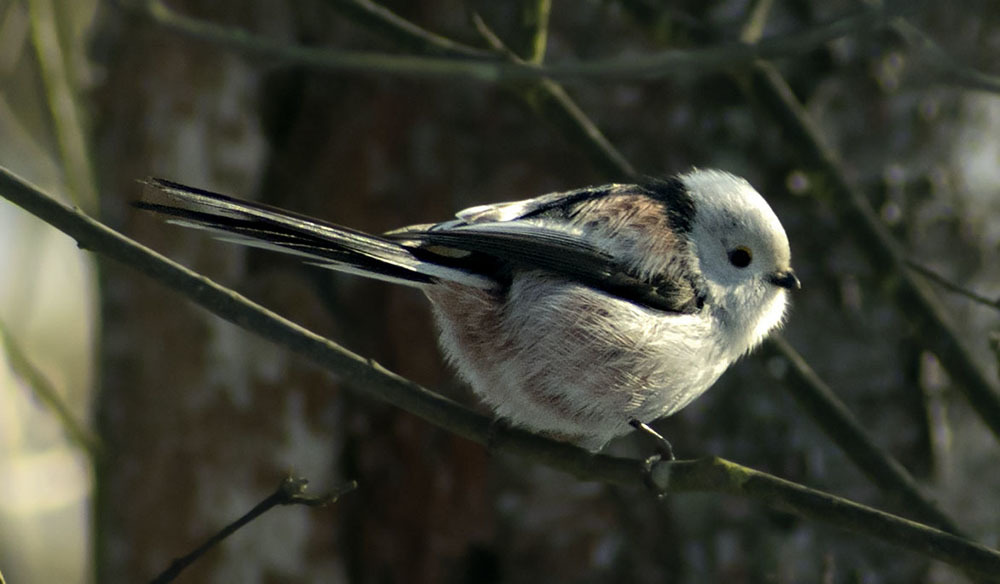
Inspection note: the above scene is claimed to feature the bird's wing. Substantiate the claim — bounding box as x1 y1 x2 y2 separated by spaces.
391 220 704 314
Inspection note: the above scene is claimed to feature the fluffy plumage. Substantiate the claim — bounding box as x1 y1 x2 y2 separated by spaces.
137 170 798 450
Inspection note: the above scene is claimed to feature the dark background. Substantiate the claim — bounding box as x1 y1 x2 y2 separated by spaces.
1 1 999 582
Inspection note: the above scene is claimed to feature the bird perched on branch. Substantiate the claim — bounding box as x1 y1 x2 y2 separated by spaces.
137 169 798 451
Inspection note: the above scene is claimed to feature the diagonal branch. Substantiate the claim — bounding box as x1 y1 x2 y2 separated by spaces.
906 260 1000 313
0 319 102 459
891 18 1000 94
323 0 494 58
513 0 552 63
3 165 1000 579
149 477 357 584
657 457 1000 578
762 335 964 536
27 0 99 213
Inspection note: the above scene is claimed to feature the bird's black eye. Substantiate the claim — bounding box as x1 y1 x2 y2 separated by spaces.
728 246 752 268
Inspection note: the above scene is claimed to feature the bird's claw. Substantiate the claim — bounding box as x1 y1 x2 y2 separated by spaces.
630 418 674 498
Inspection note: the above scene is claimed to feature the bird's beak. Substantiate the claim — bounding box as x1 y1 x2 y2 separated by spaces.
768 269 801 290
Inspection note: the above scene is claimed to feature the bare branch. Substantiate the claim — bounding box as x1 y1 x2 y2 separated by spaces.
323 0 493 58
892 18 1000 94
763 335 964 536
112 0 890 82
149 477 357 584
653 457 1000 579
27 0 98 213
515 0 552 63
0 318 102 459
906 260 1000 312
739 0 775 44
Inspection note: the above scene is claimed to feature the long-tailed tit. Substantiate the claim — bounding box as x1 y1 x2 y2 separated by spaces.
137 169 798 451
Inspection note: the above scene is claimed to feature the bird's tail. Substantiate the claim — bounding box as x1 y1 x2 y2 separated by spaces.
135 178 491 288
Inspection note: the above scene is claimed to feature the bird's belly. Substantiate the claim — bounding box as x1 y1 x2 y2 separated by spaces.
427 277 732 450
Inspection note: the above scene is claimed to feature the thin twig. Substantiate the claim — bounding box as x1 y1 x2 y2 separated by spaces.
27 0 98 213
0 318 102 459
470 12 519 60
149 477 356 584
906 260 1000 312
324 0 493 58
113 0 889 82
3 166 1000 578
762 335 964 536
739 0 775 44
516 0 551 63
892 18 1000 94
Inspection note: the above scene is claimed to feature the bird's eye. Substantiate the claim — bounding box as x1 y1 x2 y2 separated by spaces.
728 246 753 268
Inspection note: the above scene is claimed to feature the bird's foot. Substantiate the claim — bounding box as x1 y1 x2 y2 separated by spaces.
629 418 674 498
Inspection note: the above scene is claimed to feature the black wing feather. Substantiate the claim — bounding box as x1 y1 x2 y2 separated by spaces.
394 224 702 314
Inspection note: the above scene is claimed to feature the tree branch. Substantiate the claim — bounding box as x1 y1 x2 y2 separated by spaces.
27 0 98 213
112 0 890 82
655 457 1000 578
149 476 357 584
325 0 634 178
763 335 964 536
514 0 552 63
3 166 1000 578
0 318 102 460
323 0 494 58
906 260 1000 312
891 18 1000 94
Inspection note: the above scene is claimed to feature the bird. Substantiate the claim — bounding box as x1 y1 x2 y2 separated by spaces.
136 169 798 451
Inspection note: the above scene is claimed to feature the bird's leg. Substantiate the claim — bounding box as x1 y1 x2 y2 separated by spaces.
629 418 674 497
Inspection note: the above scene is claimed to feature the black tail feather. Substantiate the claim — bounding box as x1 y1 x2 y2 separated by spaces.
135 179 452 287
